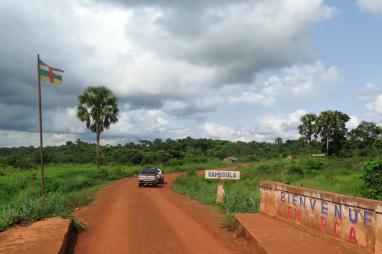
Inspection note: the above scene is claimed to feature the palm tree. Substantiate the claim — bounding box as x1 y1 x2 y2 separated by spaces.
298 113 317 144
275 137 283 146
77 86 119 169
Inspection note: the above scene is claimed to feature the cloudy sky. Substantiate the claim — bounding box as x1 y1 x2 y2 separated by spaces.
0 0 382 147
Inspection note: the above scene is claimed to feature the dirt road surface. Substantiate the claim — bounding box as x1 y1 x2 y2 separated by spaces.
72 172 258 254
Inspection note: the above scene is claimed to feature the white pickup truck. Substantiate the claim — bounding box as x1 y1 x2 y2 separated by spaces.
138 168 164 187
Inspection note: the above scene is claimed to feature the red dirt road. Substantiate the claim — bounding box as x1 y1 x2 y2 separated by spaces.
73 172 257 254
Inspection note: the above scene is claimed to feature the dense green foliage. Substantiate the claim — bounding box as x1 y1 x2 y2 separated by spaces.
0 137 322 169
2 109 382 169
298 113 317 144
362 159 382 200
298 111 382 157
173 157 365 214
1 109 382 169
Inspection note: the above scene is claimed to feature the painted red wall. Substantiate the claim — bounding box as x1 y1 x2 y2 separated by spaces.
260 181 382 253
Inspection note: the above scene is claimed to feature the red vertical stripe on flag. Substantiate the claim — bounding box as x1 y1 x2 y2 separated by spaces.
48 67 54 83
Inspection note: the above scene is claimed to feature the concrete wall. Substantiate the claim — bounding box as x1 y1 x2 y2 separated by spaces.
260 181 382 253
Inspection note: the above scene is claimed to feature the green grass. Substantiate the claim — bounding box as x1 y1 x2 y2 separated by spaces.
0 164 138 231
173 157 366 215
0 160 228 232
173 171 219 205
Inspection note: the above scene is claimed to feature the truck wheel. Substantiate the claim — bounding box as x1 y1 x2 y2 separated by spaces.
138 182 142 188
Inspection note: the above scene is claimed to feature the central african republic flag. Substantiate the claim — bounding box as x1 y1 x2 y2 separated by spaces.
39 59 64 85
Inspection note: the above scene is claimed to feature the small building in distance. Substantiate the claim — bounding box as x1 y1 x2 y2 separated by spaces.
286 155 295 160
223 157 238 163
311 153 326 157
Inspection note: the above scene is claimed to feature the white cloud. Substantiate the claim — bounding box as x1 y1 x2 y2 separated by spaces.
347 116 360 130
203 109 308 142
174 62 342 112
203 122 263 142
358 83 380 102
366 94 382 114
227 92 275 107
357 0 382 16
259 62 342 100
259 109 308 140
0 130 77 147
110 106 192 139
105 0 337 99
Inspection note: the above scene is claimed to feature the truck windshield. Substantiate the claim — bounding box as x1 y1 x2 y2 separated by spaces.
141 168 157 174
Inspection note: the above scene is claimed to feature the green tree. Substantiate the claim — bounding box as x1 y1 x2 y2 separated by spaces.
77 86 119 169
362 159 382 200
314 110 350 155
298 113 317 144
349 121 382 147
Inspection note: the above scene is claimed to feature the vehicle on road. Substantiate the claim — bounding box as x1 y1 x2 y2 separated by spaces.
138 168 161 187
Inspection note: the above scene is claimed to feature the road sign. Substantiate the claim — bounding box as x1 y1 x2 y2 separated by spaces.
205 170 240 180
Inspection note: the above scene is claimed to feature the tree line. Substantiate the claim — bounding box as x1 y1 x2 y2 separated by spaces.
297 110 382 156
1 84 382 169
0 137 320 168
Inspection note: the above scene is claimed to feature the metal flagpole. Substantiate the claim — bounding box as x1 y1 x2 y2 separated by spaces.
37 54 45 198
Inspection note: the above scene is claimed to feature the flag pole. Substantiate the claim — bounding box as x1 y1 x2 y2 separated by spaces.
37 54 45 198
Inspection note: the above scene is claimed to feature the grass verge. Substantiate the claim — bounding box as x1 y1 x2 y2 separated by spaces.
172 157 366 217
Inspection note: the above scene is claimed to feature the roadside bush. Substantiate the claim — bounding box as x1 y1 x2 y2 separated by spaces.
257 164 273 174
222 192 259 213
306 159 325 170
5 156 35 169
220 213 238 231
288 165 304 175
362 159 382 200
240 155 258 162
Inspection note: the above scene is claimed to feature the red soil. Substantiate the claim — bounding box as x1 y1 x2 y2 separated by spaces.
0 217 71 254
73 172 258 254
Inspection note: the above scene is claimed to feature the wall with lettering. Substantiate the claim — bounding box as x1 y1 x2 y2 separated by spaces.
260 181 382 253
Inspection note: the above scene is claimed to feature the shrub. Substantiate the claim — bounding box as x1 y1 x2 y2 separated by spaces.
306 159 324 170
361 159 382 200
288 165 304 175
222 192 259 213
5 156 35 169
257 164 273 174
220 213 238 231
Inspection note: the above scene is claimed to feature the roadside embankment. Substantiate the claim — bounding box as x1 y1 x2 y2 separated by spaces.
0 217 72 254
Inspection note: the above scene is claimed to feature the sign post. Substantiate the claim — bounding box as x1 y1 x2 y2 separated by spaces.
205 170 240 180
204 170 240 204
